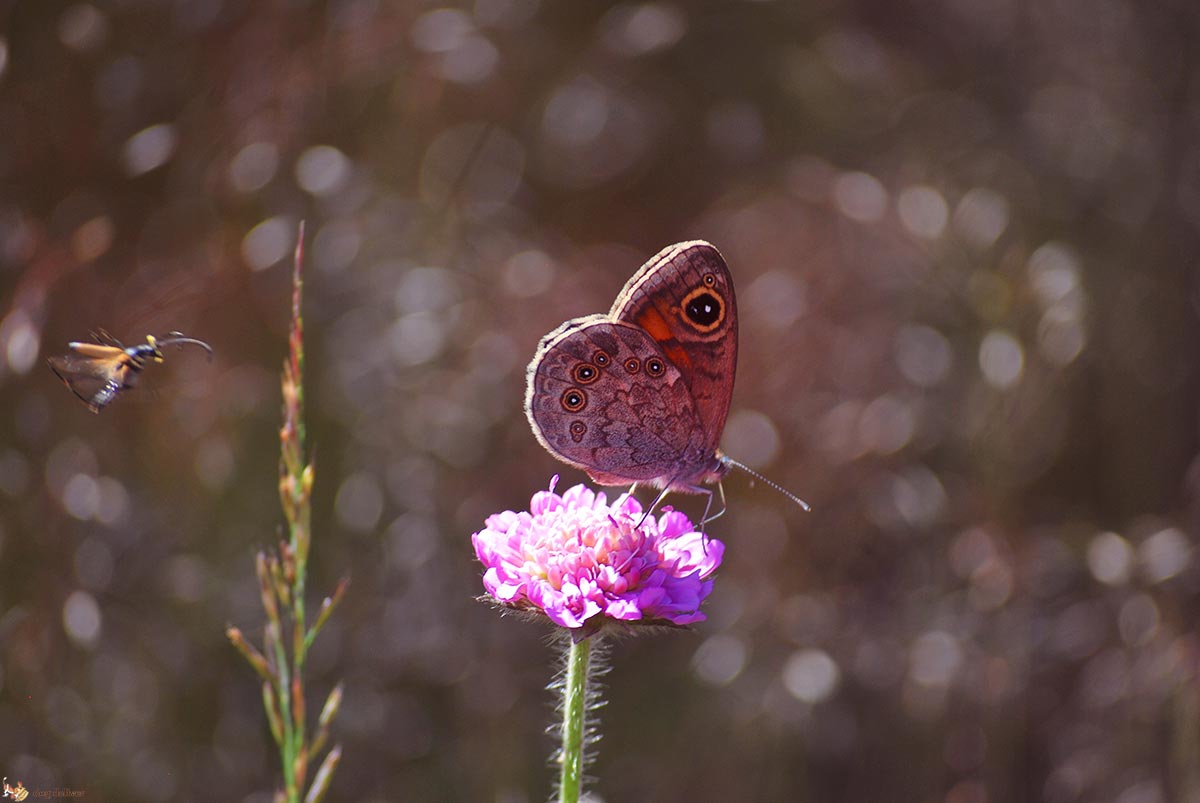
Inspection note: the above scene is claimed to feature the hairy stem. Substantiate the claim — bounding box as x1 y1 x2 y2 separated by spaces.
558 636 592 803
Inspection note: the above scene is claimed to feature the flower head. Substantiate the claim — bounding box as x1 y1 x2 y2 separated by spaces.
473 477 724 633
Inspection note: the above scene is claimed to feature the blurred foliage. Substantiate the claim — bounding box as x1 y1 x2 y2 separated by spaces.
0 1 1198 802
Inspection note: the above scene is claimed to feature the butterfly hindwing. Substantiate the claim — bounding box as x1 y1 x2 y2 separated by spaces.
609 241 738 456
524 317 714 486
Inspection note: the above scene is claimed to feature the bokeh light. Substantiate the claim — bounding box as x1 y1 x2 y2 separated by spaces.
0 3 1196 802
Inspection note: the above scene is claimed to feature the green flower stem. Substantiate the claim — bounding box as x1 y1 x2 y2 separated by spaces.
559 636 592 803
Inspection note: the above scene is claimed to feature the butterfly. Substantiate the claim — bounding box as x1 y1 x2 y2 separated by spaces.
48 330 213 413
525 241 808 524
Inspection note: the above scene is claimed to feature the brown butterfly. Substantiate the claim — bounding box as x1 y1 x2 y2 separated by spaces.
48 330 213 413
525 241 808 523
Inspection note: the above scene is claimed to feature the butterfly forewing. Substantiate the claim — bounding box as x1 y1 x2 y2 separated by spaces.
609 241 738 457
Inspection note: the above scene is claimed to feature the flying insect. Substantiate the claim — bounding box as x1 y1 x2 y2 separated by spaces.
48 330 213 413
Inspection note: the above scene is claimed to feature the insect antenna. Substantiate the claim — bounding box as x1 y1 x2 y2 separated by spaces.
156 333 215 359
723 457 812 512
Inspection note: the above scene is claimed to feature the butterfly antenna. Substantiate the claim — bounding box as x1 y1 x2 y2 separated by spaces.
724 458 812 512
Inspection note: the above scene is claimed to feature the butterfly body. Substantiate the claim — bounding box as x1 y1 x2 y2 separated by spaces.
525 241 738 494
48 331 213 413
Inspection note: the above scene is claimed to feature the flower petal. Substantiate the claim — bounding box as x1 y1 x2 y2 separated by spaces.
472 477 723 631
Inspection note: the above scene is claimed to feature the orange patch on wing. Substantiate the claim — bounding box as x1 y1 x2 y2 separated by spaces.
635 307 692 374
70 343 123 359
634 306 673 342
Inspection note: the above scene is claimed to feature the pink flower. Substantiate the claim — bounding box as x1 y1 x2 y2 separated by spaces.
472 477 724 633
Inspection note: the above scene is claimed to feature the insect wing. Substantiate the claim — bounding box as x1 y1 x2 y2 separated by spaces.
525 317 710 487
47 353 126 412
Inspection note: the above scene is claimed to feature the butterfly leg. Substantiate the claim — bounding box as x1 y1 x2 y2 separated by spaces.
698 482 730 552
701 481 728 527
636 486 671 529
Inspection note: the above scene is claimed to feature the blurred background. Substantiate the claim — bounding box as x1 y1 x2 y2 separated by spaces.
0 1 1198 801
